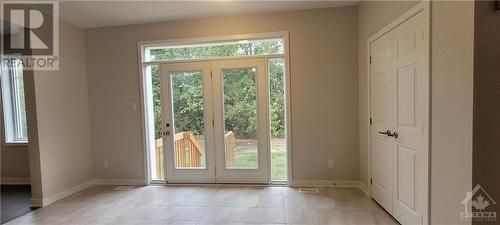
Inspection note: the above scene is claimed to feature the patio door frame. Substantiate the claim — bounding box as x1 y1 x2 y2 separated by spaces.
138 32 292 185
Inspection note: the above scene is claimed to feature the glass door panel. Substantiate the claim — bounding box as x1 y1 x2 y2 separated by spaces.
222 68 259 169
171 71 207 169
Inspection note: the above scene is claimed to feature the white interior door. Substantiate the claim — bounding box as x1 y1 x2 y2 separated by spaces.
161 62 216 183
370 7 429 225
370 30 394 213
391 10 428 225
212 58 270 183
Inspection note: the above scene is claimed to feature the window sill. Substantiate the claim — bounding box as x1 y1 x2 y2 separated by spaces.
2 142 29 147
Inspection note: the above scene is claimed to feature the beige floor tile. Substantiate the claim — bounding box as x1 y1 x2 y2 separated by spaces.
313 209 349 225
258 196 284 208
199 207 232 222
112 218 170 225
232 196 261 208
344 210 377 225
285 208 317 224
10 185 394 225
78 204 136 218
257 208 285 223
284 196 309 209
175 206 205 221
228 207 259 223
125 205 182 220
151 206 184 220
61 217 118 225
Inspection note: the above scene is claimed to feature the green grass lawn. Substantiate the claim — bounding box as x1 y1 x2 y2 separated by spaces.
234 151 286 181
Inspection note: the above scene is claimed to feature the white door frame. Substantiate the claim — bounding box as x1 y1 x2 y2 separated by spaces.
137 31 292 185
366 1 430 223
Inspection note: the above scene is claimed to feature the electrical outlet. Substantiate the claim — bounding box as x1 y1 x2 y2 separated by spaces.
103 160 109 168
328 160 334 169
130 103 137 112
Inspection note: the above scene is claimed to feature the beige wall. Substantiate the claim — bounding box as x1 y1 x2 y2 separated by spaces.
1 145 31 183
431 2 474 224
33 20 93 200
473 2 500 223
84 6 359 182
358 1 474 224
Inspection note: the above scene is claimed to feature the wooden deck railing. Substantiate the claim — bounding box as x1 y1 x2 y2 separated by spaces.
174 132 204 168
225 131 235 167
154 131 235 176
155 138 165 180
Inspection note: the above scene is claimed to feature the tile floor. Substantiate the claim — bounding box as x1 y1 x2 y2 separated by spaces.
5 185 399 225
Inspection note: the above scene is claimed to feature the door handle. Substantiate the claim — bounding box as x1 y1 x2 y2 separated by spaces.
378 130 398 138
378 130 392 136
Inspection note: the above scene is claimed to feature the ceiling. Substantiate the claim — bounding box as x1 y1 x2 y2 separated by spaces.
60 1 358 29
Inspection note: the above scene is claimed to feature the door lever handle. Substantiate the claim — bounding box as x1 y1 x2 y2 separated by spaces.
379 130 398 138
378 130 392 136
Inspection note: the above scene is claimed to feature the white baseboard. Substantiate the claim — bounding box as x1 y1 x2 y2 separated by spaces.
41 179 94 207
359 181 370 196
92 178 147 186
31 178 147 208
1 178 31 185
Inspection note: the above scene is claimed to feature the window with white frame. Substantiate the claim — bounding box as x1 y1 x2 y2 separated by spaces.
1 60 28 143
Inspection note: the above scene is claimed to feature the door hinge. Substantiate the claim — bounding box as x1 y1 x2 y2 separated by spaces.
212 119 215 127
210 70 213 78
370 56 372 64
370 117 373 125
370 178 373 185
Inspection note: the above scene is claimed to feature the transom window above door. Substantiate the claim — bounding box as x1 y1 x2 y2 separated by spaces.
143 38 284 62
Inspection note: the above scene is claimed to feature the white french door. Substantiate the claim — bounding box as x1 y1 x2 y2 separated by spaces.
161 62 215 183
212 59 269 183
161 58 270 184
